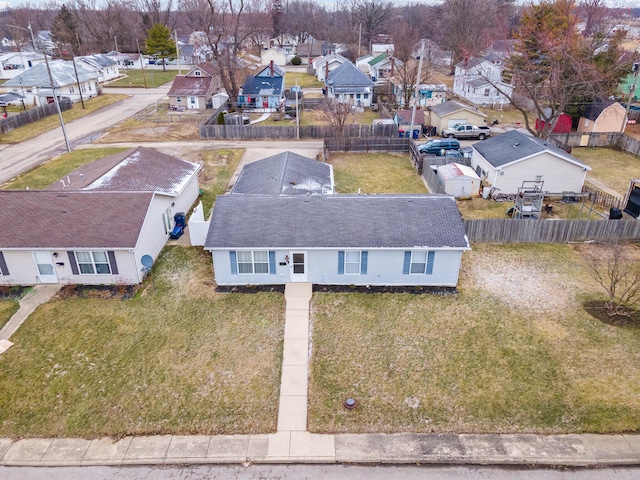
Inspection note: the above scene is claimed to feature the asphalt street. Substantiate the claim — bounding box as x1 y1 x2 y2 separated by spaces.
0 85 170 185
2 465 640 480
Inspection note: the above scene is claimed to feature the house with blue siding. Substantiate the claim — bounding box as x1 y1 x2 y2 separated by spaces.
237 61 285 111
204 194 470 286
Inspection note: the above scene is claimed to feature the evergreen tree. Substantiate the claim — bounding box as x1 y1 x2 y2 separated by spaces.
51 5 81 57
144 23 176 72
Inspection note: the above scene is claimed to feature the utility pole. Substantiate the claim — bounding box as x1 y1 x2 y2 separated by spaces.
622 60 639 134
28 22 71 152
358 24 362 57
409 39 426 141
73 32 85 109
136 38 148 89
295 79 300 140
175 30 181 75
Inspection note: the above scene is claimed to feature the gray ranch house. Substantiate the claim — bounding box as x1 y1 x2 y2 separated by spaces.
205 195 470 287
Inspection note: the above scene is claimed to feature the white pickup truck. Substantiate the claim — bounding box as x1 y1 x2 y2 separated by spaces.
442 124 491 140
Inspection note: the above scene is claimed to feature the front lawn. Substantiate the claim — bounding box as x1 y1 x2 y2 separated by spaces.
309 243 640 434
0 299 20 331
0 94 128 145
328 153 428 194
106 69 178 88
3 148 129 190
0 246 285 438
572 147 640 196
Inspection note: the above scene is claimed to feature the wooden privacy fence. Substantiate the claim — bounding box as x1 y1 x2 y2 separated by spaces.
464 218 640 243
582 181 623 209
0 99 72 134
547 131 640 156
324 136 410 153
201 123 398 140
421 159 446 194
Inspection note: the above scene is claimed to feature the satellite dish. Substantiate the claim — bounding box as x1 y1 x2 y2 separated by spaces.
141 255 153 268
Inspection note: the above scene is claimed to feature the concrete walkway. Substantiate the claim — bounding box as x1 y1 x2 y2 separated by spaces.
0 284 62 341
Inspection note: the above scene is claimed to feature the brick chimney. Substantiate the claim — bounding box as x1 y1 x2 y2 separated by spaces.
270 60 274 77
390 57 395 77
325 61 329 80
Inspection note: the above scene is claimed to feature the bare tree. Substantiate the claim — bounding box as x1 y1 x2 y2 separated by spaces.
179 0 267 102
134 0 176 31
344 0 393 52
586 242 640 317
474 0 630 139
71 0 141 53
318 97 355 136
441 0 507 71
389 23 431 107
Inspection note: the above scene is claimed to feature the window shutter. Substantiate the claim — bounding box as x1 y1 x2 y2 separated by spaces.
360 251 368 275
107 251 119 275
426 251 435 275
403 251 411 275
229 251 238 275
269 251 276 275
338 251 344 275
67 251 79 275
0 252 9 275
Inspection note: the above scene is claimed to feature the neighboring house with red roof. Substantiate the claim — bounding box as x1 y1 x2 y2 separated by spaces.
167 63 221 110
0 147 201 285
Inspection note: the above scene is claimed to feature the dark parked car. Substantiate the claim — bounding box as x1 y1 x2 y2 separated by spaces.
418 138 461 156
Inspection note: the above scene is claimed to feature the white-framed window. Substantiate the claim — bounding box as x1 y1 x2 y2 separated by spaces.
484 88 490 96
75 251 111 274
195 70 201 76
237 250 270 274
69 86 75 93
176 96 182 102
344 251 361 274
407 251 435 275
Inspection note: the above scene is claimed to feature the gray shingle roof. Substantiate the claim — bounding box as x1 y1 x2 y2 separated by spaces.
430 100 486 118
205 195 469 249
4 59 98 88
326 61 374 88
472 130 591 169
231 152 333 195
46 147 201 196
0 191 153 249
168 75 212 96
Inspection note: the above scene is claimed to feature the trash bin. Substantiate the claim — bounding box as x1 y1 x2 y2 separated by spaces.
174 212 186 227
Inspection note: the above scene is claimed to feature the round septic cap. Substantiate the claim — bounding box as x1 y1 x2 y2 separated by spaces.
344 398 357 410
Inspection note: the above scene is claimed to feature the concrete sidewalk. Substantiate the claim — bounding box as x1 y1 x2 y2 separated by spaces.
1 432 639 467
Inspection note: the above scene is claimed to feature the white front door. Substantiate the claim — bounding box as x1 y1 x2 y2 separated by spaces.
189 96 197 109
32 251 58 283
290 252 307 282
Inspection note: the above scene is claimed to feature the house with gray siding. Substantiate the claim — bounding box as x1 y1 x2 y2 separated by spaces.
0 148 201 285
205 194 470 286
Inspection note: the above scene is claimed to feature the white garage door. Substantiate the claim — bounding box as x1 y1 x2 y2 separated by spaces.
448 118 467 128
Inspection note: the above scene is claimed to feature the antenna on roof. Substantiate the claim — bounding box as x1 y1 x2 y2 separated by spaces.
80 173 84 182
60 179 66 188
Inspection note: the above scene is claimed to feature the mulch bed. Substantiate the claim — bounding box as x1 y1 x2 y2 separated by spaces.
54 284 140 300
583 300 640 328
313 284 459 295
215 285 286 294
0 286 31 299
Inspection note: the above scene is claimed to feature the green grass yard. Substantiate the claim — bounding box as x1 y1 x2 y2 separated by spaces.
285 72 324 89
309 243 640 434
0 95 128 145
106 69 178 88
0 299 20 330
3 148 129 190
572 147 640 196
0 246 285 438
329 153 428 194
